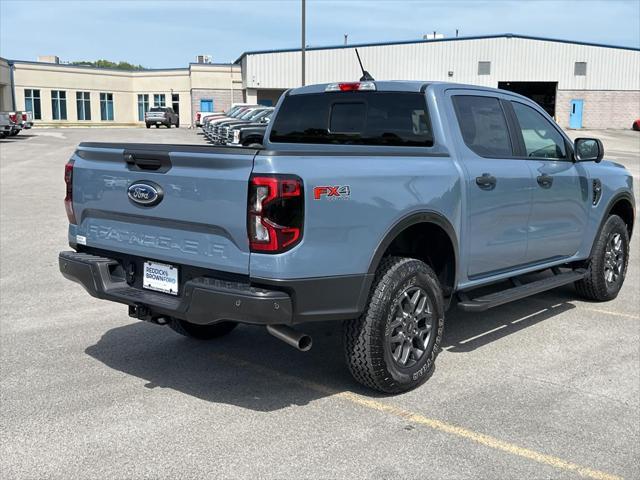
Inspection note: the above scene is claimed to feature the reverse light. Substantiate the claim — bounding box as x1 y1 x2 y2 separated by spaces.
64 159 77 224
325 82 376 92
248 175 304 253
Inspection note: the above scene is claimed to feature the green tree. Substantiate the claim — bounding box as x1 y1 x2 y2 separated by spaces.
69 59 145 70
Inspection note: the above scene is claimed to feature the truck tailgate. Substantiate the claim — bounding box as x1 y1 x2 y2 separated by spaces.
70 143 257 274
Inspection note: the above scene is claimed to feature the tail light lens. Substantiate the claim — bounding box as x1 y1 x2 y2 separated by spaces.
9 114 16 123
22 113 27 121
64 159 77 224
196 113 201 122
248 175 303 253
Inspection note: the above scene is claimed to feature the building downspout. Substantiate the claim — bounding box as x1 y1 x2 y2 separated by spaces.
9 61 16 110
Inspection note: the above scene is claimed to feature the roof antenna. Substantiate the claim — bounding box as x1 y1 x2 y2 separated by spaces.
355 49 375 81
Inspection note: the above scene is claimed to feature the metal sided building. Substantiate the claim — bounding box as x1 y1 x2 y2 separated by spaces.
237 34 640 129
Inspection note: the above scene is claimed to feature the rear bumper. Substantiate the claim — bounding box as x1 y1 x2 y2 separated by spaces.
59 250 372 325
59 251 292 325
145 117 169 124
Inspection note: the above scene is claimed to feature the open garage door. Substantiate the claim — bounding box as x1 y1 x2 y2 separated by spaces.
498 82 557 118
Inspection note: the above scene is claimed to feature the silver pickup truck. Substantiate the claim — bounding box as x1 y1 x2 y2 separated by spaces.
0 112 13 138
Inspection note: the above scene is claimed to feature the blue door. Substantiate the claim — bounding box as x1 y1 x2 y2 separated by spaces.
569 99 583 128
200 99 214 112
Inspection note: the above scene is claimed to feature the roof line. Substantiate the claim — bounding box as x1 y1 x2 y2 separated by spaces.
234 32 640 63
6 59 190 72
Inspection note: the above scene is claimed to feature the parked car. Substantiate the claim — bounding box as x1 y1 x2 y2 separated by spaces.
210 108 272 144
202 106 258 138
633 119 640 131
226 122 269 147
59 80 635 394
7 112 23 136
0 112 13 138
195 103 257 126
145 107 179 128
21 111 34 129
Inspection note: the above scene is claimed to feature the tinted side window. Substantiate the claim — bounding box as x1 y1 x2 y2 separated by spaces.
452 96 512 157
270 92 433 147
511 102 566 159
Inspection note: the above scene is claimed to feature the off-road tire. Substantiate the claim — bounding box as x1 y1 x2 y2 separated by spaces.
575 214 630 301
169 319 237 340
343 256 445 394
155 124 159 128
175 120 179 128
146 123 151 129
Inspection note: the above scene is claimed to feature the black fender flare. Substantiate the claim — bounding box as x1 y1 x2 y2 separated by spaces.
365 210 459 287
589 191 636 258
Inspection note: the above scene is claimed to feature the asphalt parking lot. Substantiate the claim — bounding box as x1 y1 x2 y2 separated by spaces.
1 127 638 479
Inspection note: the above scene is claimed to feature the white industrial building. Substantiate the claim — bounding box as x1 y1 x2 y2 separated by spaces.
2 34 638 129
239 34 640 129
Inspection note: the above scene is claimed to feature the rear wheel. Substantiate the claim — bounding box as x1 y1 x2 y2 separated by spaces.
169 319 237 340
343 257 445 393
155 124 159 128
145 123 151 129
575 214 629 301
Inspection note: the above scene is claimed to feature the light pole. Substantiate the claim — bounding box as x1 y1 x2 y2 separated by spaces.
301 0 306 86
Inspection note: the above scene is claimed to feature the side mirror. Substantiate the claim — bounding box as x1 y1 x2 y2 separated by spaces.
574 138 604 163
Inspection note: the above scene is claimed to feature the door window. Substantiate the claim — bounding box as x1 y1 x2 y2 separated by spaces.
452 95 512 157
511 102 566 159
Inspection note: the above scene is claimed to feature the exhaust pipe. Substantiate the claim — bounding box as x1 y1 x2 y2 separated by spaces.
267 325 312 352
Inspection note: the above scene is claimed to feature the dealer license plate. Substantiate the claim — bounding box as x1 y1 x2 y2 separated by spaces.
143 261 179 296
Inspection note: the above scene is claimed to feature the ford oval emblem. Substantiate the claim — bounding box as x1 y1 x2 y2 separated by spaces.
127 181 163 207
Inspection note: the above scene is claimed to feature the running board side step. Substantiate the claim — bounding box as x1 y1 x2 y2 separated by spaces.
457 269 586 312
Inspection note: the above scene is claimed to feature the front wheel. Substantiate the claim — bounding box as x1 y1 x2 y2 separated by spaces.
169 319 237 340
145 123 151 129
343 257 445 394
575 215 630 301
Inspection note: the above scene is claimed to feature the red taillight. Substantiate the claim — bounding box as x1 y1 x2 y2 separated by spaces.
248 175 304 253
196 113 201 121
22 113 27 121
9 114 16 123
64 159 77 224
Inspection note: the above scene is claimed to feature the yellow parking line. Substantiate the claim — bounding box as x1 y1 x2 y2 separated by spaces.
211 353 622 480
582 307 639 320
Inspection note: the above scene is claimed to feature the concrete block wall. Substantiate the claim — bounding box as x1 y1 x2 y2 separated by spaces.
555 90 640 129
191 88 244 125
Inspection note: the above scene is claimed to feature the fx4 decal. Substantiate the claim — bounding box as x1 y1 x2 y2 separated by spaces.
313 185 351 200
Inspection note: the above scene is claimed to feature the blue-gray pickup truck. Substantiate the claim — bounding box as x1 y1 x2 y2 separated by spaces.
59 81 635 393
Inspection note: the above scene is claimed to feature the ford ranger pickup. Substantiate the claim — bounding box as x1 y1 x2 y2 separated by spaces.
59 81 635 393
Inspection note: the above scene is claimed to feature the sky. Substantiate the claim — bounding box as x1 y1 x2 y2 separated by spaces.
1 0 639 68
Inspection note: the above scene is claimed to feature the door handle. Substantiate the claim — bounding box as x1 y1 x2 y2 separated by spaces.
475 173 496 190
537 174 554 188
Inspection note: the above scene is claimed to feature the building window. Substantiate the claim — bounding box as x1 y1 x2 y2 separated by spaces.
478 61 491 75
172 93 179 114
137 94 149 121
574 62 587 76
153 94 166 107
100 93 114 121
76 92 91 121
51 90 67 120
24 89 42 120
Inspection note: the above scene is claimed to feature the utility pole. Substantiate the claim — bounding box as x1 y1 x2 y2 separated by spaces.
301 0 306 86
344 33 348 45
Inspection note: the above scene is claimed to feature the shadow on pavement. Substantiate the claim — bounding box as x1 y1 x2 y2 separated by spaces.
86 285 579 410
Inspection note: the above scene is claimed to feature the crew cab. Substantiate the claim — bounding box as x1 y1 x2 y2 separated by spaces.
59 81 635 393
145 107 179 129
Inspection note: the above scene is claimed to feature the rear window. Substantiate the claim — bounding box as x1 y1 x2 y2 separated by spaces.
269 92 433 147
452 95 513 157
